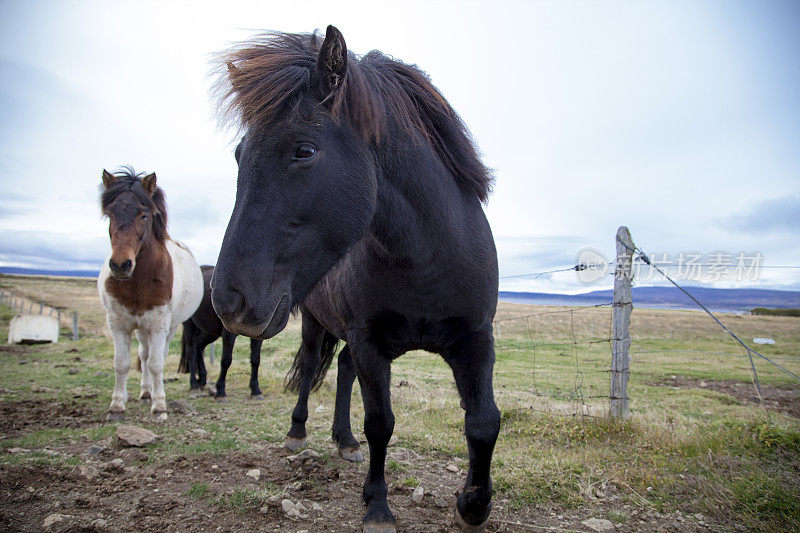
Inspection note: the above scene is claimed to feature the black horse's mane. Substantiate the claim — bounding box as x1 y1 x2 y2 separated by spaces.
100 165 168 241
215 31 493 203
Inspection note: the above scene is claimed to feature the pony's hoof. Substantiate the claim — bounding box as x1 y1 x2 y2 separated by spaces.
151 412 168 423
206 384 217 396
250 394 265 401
454 506 489 532
339 446 364 463
214 396 228 403
285 437 306 452
106 412 125 422
363 523 396 533
138 391 151 402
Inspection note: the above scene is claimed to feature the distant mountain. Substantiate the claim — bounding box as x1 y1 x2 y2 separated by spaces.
0 266 100 278
500 286 800 312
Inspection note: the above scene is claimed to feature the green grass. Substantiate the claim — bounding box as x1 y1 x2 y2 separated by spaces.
1 276 799 531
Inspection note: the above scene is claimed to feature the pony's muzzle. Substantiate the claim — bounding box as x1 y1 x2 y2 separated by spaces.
212 286 291 340
109 258 134 279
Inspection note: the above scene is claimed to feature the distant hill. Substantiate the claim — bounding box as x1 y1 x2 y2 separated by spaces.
0 266 100 278
500 286 800 312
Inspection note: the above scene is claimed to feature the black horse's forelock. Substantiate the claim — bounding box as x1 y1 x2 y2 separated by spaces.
214 30 493 203
99 166 168 241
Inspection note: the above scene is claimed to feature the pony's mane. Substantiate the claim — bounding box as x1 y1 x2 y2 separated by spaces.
100 165 168 241
214 31 493 203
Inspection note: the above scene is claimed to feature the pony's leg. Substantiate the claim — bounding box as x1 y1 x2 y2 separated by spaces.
108 329 132 422
189 330 215 395
135 330 152 401
214 332 236 400
285 313 324 451
146 328 172 422
332 344 362 462
442 328 501 532
352 348 395 532
249 339 263 398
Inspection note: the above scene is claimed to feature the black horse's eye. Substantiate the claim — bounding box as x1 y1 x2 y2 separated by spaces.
293 143 317 160
140 213 148 220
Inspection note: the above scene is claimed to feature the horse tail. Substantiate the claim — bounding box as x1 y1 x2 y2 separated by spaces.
284 331 338 394
178 321 191 373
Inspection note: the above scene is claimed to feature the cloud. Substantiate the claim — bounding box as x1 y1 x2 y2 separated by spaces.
721 195 800 234
0 230 107 270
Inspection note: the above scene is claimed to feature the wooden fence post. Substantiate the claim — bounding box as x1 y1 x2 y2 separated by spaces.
72 311 79 341
611 226 634 418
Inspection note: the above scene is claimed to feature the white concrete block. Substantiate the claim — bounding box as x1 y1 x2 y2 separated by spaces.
7 315 59 344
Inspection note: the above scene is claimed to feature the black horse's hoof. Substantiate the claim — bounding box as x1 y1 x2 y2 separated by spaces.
206 384 217 396
362 523 396 533
338 446 364 463
106 412 125 422
249 394 265 401
285 437 306 452
214 396 228 403
454 506 489 532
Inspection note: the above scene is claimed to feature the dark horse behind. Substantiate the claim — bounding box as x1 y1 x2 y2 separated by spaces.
211 26 500 532
178 265 263 399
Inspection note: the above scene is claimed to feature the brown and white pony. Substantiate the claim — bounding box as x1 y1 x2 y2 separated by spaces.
98 167 203 421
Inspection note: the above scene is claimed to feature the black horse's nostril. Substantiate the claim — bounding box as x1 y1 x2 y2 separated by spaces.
211 285 245 319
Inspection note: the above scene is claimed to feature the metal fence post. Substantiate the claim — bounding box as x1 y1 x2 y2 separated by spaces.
611 226 634 419
72 311 79 341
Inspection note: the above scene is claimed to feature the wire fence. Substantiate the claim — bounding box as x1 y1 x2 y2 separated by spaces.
487 228 800 421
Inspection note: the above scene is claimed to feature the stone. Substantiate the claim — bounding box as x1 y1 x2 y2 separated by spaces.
434 497 448 508
79 465 100 480
259 505 270 514
246 468 261 481
446 464 459 473
43 513 67 529
91 518 108 529
7 447 30 454
287 449 322 463
87 445 104 455
167 399 196 414
411 485 424 503
581 518 615 532
287 481 303 491
107 458 125 472
312 502 323 512
68 367 79 375
116 425 157 447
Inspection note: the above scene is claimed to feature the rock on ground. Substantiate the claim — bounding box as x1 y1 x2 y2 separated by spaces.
43 513 68 529
246 468 261 481
411 485 424 503
581 517 615 532
115 425 157 447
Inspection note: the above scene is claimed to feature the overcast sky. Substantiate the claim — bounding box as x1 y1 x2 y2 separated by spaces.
0 0 797 293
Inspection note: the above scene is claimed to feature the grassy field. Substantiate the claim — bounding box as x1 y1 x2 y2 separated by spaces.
0 274 799 532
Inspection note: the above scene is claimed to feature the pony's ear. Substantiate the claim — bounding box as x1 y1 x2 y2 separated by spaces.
142 173 157 196
101 169 116 189
317 25 348 98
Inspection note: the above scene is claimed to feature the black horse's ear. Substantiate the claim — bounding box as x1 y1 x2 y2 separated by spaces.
142 173 157 196
101 169 116 189
317 25 348 98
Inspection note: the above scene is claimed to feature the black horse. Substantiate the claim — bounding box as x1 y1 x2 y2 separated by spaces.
179 265 263 399
211 27 500 533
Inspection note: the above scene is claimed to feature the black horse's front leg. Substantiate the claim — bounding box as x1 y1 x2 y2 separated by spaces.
332 344 362 462
249 338 264 398
443 328 501 532
285 312 324 451
352 348 395 533
214 331 236 400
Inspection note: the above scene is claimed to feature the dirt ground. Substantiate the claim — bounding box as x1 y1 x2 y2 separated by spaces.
649 376 800 418
0 393 722 533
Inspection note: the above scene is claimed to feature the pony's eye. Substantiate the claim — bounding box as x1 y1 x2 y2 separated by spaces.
293 143 317 160
141 213 148 220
